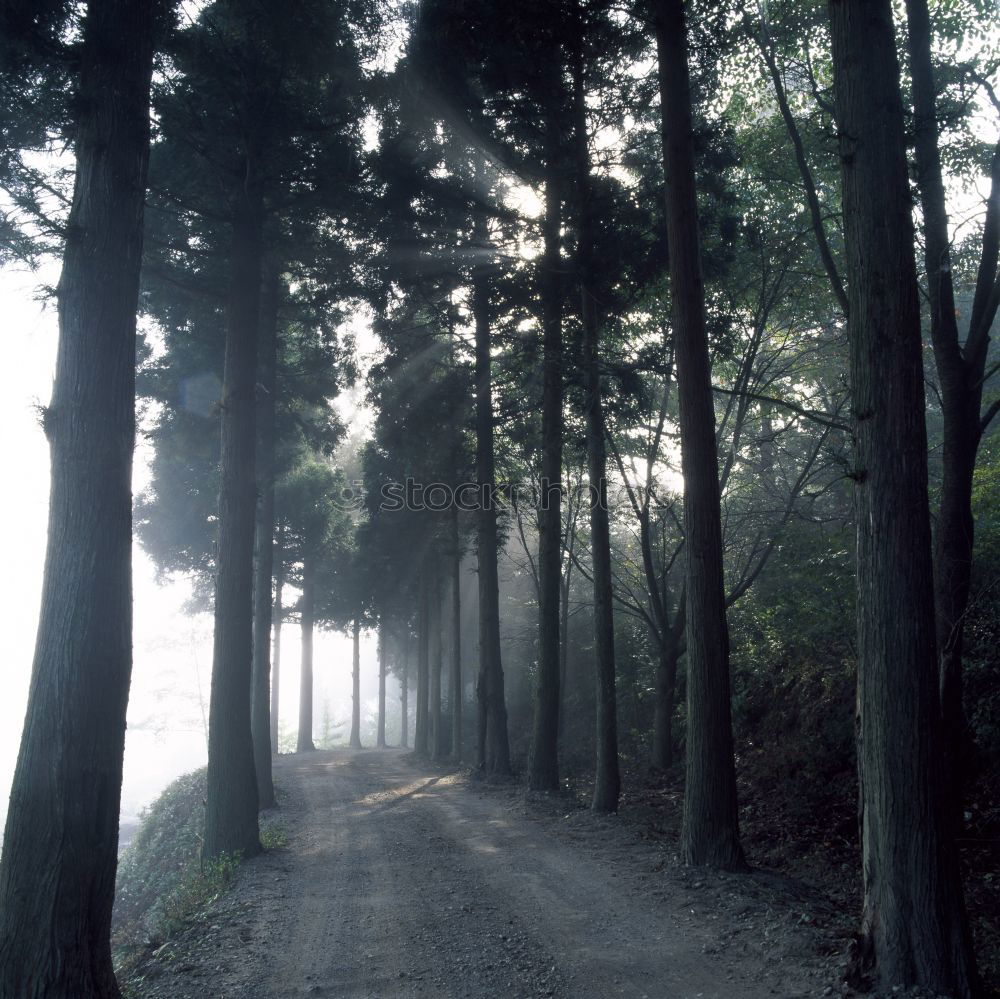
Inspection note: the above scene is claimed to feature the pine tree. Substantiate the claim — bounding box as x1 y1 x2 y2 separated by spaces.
828 0 977 991
654 0 745 869
0 1 164 992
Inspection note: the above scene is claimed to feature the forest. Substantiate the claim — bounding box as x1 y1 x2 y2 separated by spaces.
0 0 999 996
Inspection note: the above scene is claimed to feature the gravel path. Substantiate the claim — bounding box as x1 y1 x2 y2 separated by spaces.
131 749 842 998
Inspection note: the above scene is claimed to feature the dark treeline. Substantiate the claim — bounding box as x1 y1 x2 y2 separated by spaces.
0 0 998 996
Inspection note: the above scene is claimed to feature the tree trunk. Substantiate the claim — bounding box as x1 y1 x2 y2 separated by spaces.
829 1 977 992
270 531 285 754
451 514 463 761
651 627 680 771
473 204 512 776
251 269 279 810
0 2 157 992
557 571 571 741
377 620 387 748
350 614 363 749
415 584 430 756
297 554 316 753
904 0 994 804
430 574 444 760
571 24 620 814
203 165 264 861
529 104 565 793
654 0 745 870
401 627 410 749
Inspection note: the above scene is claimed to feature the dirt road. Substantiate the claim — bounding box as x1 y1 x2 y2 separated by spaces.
138 750 840 998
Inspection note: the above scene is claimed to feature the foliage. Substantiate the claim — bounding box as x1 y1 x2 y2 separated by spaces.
112 767 284 967
967 430 1000 764
113 769 209 952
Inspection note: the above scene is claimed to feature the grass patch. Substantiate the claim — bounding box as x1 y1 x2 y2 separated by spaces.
260 818 288 850
153 851 241 941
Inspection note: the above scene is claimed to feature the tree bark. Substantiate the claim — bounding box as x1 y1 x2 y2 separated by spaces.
415 584 430 756
651 627 681 771
203 163 264 861
0 1 157 992
251 269 280 810
557 568 571 740
654 0 745 869
350 614 363 749
430 574 444 760
473 205 512 776
529 102 565 793
270 529 285 754
377 620 387 748
296 554 316 753
450 513 463 761
400 626 410 749
571 20 620 814
828 1 977 992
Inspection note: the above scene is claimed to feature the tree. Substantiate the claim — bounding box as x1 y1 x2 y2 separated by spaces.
270 524 288 753
298 548 318 752
654 0 745 870
252 269 281 806
415 582 431 755
449 508 464 759
429 569 446 759
350 614 364 749
827 0 977 991
527 13 569 795
377 621 388 748
137 0 367 848
203 143 264 859
903 0 1000 793
570 1 622 813
280 457 355 752
472 209 513 775
0 0 163 993
366 55 507 770
399 628 411 748
751 0 1000 800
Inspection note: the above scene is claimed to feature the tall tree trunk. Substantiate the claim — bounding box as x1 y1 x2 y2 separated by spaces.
451 512 463 760
0 1 157 992
529 104 565 793
203 164 264 861
557 571 571 741
829 1 977 992
430 573 442 759
350 614 363 749
571 23 620 814
415 584 430 756
270 529 285 754
905 0 997 802
377 620 387 748
473 205 512 776
401 627 410 749
651 626 681 771
654 0 745 869
251 269 279 810
297 554 316 753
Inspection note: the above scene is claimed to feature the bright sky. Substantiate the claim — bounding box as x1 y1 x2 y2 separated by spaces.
0 263 386 833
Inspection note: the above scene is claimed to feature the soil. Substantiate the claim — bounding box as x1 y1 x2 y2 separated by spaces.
122 748 868 999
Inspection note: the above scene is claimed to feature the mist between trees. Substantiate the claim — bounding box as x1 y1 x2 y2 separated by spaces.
0 0 998 997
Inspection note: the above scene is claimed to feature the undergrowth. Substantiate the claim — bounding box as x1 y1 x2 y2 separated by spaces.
113 767 283 982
